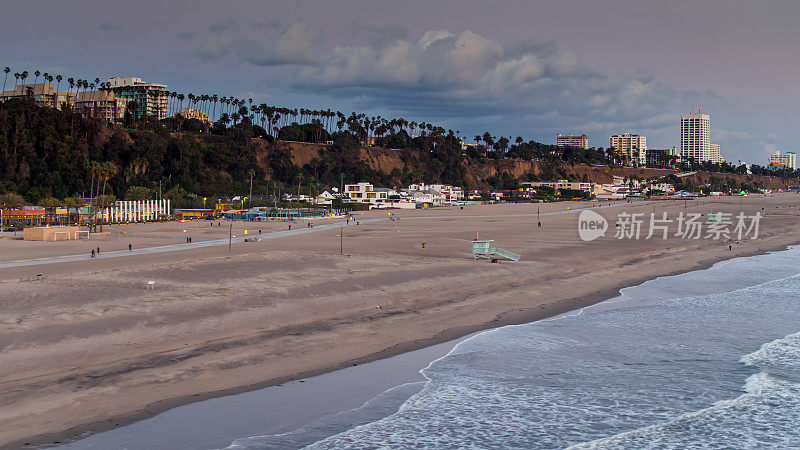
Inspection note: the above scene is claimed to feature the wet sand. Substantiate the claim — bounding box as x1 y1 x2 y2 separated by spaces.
2 195 800 448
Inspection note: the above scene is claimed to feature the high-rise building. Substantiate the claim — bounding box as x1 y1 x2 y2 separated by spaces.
556 134 588 149
0 83 74 109
768 151 796 170
108 77 168 120
680 113 711 163
709 143 725 164
609 133 647 166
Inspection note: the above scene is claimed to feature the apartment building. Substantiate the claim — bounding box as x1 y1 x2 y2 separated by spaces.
609 133 647 166
74 90 127 122
0 83 75 109
556 134 588 149
680 113 711 163
108 77 168 120
344 182 390 204
709 143 725 164
768 151 797 170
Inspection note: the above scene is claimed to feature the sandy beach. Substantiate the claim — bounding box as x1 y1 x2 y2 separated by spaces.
2 195 800 448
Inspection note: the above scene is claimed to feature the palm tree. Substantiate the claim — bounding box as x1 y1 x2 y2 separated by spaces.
20 70 28 87
2 67 9 93
124 186 152 201
0 192 25 209
100 162 117 198
63 197 84 224
40 197 61 225
33 70 40 86
13 72 20 89
95 194 117 231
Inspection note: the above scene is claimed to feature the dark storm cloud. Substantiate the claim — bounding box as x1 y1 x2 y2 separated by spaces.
4 0 799 160
291 28 701 137
195 19 321 65
98 21 123 32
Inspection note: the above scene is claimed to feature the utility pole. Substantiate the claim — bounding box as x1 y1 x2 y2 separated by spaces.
228 223 232 251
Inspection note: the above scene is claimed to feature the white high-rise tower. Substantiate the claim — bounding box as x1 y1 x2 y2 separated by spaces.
680 113 710 163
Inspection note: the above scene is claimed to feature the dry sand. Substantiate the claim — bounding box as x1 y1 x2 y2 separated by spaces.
2 195 800 448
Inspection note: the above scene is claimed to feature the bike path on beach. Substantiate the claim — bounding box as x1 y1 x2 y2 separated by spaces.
0 201 647 269
0 219 382 269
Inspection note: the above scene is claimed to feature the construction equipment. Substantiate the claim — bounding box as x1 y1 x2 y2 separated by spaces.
472 240 520 262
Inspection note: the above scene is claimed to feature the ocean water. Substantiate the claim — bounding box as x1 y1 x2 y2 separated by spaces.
228 247 800 449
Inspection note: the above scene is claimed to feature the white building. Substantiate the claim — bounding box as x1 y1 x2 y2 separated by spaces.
681 113 711 163
609 133 647 166
769 151 796 170
100 199 171 223
709 143 725 164
344 182 390 205
648 183 675 194
108 76 169 120
407 183 464 202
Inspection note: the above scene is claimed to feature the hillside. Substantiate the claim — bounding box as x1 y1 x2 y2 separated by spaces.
1 98 796 204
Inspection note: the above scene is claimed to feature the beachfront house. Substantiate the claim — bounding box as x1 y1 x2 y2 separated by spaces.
344 182 391 205
523 180 593 193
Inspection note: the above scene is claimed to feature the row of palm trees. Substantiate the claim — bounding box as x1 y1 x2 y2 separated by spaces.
0 161 120 228
0 192 103 226
4 66 460 142
4 66 511 156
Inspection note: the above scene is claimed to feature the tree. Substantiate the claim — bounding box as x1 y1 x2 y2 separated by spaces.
40 197 61 225
124 186 152 201
0 193 25 209
95 194 117 231
100 162 118 198
63 197 84 224
2 67 9 93
40 196 61 208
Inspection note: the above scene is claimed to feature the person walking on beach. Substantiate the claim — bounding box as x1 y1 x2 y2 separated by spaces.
90 249 95 258
128 243 132 252
96 246 100 254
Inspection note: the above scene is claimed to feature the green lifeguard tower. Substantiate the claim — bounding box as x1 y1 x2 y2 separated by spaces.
472 240 520 262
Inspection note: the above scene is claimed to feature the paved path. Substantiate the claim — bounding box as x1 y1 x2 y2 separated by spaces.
0 219 382 269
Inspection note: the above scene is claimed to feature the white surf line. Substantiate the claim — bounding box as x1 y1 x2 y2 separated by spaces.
0 219 383 269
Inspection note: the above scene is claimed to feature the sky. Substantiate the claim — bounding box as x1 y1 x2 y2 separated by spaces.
1 0 798 164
